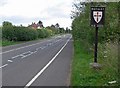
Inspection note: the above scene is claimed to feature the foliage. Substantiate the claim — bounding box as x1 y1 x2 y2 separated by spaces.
2 24 60 42
72 2 119 45
2 21 13 29
71 2 119 86
0 39 20 46
37 29 51 38
0 27 2 40
2 21 67 45
2 26 38 41
71 40 118 86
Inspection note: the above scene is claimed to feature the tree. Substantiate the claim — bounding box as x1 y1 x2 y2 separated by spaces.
65 27 70 33
71 0 86 19
2 21 13 31
2 21 13 28
59 27 65 33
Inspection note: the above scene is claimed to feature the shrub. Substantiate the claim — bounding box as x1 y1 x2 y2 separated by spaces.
37 29 51 38
72 2 119 44
2 26 38 41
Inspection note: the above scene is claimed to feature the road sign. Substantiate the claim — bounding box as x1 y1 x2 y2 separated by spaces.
90 6 105 65
91 7 105 27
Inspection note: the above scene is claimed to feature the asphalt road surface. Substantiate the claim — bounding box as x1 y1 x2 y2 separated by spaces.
1 34 73 87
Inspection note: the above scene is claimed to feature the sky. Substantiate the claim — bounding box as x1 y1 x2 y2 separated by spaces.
0 0 74 29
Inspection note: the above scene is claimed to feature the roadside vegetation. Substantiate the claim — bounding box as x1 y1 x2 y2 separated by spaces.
1 21 70 46
71 2 119 86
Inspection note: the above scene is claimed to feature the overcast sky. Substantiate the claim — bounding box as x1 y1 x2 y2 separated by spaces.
0 0 74 29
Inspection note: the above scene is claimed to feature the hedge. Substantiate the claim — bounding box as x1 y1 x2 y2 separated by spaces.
2 26 38 41
2 26 55 41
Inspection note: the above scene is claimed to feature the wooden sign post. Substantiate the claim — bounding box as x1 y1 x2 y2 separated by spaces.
90 6 105 69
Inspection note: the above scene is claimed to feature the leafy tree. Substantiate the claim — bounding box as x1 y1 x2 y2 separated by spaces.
2 21 13 29
71 2 119 43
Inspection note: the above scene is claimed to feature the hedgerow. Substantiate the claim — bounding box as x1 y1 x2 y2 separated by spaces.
72 2 119 44
2 26 38 41
2 26 57 41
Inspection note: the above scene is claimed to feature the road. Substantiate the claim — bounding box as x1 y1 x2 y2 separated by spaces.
1 34 73 87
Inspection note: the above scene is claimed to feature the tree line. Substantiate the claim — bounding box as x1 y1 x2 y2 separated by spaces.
2 21 71 41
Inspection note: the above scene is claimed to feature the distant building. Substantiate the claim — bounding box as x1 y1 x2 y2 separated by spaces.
28 21 43 29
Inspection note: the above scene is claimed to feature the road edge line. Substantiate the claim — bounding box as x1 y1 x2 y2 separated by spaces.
24 36 71 87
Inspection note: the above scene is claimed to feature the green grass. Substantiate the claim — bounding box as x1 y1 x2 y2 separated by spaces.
0 40 20 46
0 34 61 47
71 40 118 86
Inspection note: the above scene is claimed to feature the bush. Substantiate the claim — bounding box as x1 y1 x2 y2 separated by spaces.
2 26 38 41
37 29 51 38
72 2 119 44
37 29 46 38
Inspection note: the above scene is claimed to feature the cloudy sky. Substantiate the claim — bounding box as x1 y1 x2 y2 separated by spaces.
0 0 74 29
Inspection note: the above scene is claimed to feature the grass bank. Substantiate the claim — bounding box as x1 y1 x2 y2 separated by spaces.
0 40 21 46
71 40 118 86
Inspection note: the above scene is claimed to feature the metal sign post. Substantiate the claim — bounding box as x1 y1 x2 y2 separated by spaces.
90 6 105 68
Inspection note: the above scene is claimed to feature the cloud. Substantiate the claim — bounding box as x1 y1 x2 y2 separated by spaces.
0 0 73 28
1 16 46 26
0 0 8 7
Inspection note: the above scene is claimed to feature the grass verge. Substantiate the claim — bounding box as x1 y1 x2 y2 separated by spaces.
71 40 118 86
0 39 21 46
0 34 62 47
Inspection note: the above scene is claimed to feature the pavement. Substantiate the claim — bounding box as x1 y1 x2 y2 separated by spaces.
1 34 73 87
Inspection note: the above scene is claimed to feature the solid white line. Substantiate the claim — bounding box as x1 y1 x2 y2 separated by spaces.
0 42 42 55
1 35 66 55
0 64 8 69
25 37 71 87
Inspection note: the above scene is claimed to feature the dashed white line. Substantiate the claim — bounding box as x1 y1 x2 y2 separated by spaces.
1 35 65 55
0 64 8 69
25 36 71 87
12 55 21 59
22 51 31 55
36 47 41 51
8 60 13 63
0 38 54 55
21 52 34 59
33 51 37 54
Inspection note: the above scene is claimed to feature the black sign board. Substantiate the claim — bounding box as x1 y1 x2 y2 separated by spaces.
91 7 105 27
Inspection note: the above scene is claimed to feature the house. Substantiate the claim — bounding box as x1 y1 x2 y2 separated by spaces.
28 21 43 29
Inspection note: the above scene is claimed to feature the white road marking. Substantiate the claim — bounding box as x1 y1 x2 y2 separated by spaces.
0 42 42 55
22 51 31 55
8 60 12 62
12 51 32 59
41 46 46 50
25 37 71 87
1 35 65 55
0 39 54 55
0 64 8 69
36 47 42 51
33 51 37 54
21 51 34 59
12 55 21 59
